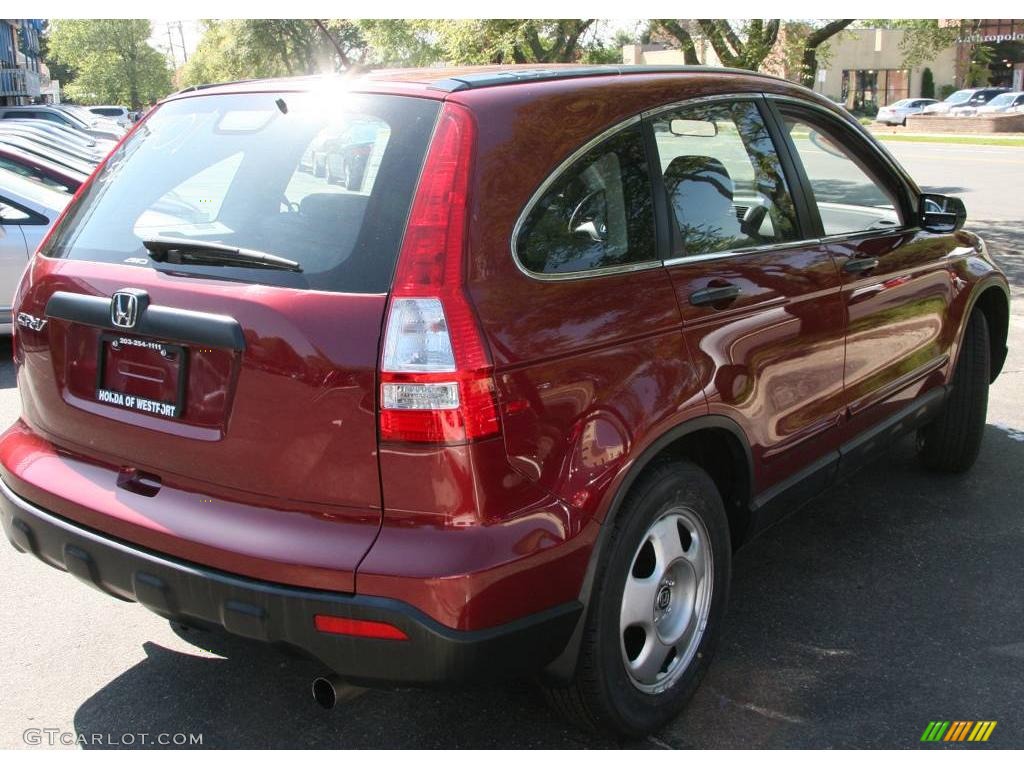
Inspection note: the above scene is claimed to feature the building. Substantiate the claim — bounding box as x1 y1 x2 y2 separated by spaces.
622 20 1024 111
0 19 49 106
812 28 958 110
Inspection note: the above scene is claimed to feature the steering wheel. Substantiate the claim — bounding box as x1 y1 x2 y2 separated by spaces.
281 196 299 214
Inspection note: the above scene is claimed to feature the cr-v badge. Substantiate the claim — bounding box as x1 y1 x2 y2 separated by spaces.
16 312 46 332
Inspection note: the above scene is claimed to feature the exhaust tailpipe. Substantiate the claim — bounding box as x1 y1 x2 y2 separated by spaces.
311 675 366 709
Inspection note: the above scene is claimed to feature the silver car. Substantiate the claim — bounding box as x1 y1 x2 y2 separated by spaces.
951 91 1024 116
875 98 938 126
0 105 123 142
0 168 70 333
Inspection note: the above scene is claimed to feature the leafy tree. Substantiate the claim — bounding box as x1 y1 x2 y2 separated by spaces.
425 19 597 64
920 67 935 98
46 19 172 107
181 19 370 87
656 19 783 70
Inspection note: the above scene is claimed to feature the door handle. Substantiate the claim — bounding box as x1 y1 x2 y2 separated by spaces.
690 284 741 307
843 257 880 274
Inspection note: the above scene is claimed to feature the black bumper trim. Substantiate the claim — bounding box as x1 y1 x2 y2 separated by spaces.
0 477 581 685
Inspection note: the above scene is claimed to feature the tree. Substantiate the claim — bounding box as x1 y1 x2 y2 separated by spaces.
656 19 783 70
46 19 172 107
655 20 700 65
798 19 856 87
181 19 369 87
424 19 597 65
697 19 782 71
920 67 935 98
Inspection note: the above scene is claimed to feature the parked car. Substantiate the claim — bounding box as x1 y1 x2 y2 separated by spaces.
324 121 381 189
0 144 86 193
0 67 1009 738
951 90 1024 116
0 135 96 177
87 105 133 128
0 118 113 155
875 97 938 125
0 123 106 164
0 168 70 333
55 104 126 138
922 87 1009 114
0 105 123 142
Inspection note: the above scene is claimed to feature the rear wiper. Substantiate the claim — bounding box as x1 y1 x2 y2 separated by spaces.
143 237 303 272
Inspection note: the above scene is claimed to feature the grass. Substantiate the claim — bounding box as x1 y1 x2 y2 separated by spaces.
873 134 1024 147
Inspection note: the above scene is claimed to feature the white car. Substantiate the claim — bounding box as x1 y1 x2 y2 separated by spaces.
87 105 133 128
0 168 70 333
951 91 1024 116
875 98 938 126
923 88 1009 115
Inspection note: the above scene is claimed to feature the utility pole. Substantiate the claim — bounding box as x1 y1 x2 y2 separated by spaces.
163 21 188 68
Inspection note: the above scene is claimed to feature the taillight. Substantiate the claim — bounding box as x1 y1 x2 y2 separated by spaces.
378 102 500 444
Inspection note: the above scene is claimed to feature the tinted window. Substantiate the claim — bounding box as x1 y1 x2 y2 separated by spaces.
782 111 904 236
516 123 655 275
92 108 123 117
44 93 439 294
652 101 799 257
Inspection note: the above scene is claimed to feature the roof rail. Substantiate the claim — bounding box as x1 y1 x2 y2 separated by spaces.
427 65 768 93
173 78 263 96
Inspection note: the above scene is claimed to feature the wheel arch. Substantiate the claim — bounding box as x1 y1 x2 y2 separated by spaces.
970 282 1010 383
543 414 754 682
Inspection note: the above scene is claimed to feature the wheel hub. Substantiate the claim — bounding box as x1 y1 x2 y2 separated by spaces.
619 507 713 694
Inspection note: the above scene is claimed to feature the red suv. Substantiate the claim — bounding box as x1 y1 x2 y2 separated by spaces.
1 67 1010 737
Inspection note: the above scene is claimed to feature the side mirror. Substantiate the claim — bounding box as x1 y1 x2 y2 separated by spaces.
919 193 966 233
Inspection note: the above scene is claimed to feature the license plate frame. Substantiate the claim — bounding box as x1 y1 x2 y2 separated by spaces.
94 332 188 420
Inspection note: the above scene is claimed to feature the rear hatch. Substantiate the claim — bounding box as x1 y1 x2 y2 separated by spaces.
12 88 441 584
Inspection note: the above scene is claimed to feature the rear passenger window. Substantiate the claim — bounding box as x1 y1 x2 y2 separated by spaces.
516 123 655 275
651 101 799 258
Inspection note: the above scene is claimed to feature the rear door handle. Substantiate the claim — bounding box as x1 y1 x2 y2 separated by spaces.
843 257 880 274
689 284 741 307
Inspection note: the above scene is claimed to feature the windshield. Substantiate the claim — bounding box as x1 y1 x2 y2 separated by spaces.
889 99 913 107
988 93 1016 106
43 91 440 294
945 90 974 104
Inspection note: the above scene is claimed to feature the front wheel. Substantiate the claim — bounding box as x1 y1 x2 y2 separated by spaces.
545 461 731 737
917 311 990 473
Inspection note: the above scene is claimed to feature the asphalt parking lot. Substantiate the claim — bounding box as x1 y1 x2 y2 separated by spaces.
0 141 1021 749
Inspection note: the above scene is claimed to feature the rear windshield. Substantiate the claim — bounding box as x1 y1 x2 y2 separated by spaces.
44 91 440 293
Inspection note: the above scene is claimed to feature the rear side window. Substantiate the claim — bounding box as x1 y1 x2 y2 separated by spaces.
44 92 440 294
515 123 656 276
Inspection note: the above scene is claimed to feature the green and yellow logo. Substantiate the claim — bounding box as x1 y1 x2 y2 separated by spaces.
921 721 997 742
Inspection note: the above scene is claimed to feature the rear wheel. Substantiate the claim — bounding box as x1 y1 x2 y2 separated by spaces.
544 461 731 737
917 311 990 473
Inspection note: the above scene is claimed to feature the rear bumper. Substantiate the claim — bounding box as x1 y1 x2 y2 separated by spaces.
0 477 581 685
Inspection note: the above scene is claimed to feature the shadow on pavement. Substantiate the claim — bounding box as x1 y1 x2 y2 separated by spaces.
71 427 1024 748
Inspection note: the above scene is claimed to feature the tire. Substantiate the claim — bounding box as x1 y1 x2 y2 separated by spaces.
544 461 731 737
917 311 990 473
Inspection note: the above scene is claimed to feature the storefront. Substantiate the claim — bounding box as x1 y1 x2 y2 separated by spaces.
957 20 1024 90
840 68 912 109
